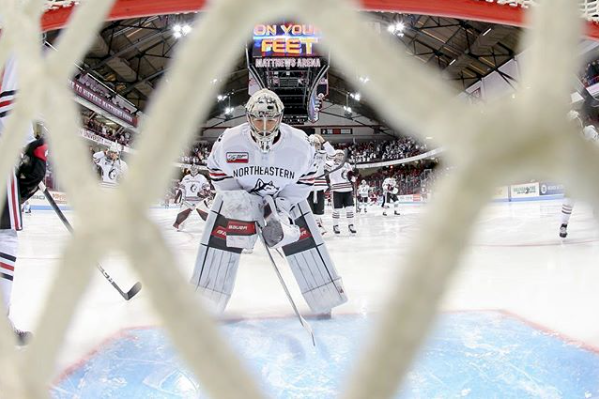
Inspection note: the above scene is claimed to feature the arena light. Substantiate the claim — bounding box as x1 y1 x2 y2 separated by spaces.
224 106 234 115
350 92 361 102
387 21 405 37
359 76 369 84
217 94 227 101
172 23 191 39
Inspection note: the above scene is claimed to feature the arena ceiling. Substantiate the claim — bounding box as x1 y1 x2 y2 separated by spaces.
45 11 521 125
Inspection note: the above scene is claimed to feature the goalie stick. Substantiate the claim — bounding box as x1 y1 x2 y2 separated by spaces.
256 224 316 346
38 182 142 301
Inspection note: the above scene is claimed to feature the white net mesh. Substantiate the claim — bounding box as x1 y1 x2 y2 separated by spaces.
0 0 596 398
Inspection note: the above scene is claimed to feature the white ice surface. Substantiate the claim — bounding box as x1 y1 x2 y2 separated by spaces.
10 199 599 379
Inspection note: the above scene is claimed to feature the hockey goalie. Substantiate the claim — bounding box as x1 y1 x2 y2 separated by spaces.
191 89 347 315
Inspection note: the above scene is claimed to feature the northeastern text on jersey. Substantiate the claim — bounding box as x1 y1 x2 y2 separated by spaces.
233 166 295 180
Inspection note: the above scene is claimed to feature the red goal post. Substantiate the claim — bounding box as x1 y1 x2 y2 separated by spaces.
41 0 599 39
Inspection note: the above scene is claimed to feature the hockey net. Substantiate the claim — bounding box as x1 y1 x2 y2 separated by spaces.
0 0 597 398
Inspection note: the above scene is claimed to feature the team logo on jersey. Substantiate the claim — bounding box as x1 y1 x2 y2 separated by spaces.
226 152 249 163
108 168 120 182
250 179 279 196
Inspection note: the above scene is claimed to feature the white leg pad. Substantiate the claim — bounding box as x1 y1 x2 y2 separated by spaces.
191 195 242 313
283 200 347 313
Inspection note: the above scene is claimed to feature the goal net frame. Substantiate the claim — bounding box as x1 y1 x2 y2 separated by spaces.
0 0 597 398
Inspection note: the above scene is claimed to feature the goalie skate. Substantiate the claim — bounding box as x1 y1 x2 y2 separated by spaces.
282 200 348 313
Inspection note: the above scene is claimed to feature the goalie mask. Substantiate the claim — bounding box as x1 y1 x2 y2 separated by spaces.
189 166 199 176
245 89 284 153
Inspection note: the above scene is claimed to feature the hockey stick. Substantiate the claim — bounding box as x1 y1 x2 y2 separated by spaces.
256 225 316 346
38 182 142 301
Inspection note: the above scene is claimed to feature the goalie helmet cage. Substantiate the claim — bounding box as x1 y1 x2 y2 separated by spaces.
41 0 599 38
0 0 596 398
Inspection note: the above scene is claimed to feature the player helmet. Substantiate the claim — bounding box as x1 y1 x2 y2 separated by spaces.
308 134 322 150
360 180 367 185
333 149 345 164
189 165 199 176
245 88 284 153
107 143 120 160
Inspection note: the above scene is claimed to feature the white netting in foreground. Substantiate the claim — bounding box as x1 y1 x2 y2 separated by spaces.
1 0 598 398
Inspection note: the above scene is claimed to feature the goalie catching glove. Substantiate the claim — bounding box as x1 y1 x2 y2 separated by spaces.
262 196 301 249
17 138 48 203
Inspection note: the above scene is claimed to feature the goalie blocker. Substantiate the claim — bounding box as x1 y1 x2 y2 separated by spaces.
191 193 347 314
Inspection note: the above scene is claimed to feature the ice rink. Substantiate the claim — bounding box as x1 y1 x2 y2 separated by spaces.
11 198 599 397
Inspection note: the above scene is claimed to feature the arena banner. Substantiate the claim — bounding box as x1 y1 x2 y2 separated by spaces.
539 182 565 196
81 129 117 147
252 23 321 58
29 190 68 207
357 147 445 169
510 182 539 198
71 81 137 127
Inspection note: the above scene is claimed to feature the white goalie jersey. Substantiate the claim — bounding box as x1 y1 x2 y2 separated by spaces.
93 151 128 187
207 122 317 205
180 174 208 202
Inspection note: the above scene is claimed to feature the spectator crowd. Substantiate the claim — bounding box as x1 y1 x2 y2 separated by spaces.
343 136 427 164
84 117 134 146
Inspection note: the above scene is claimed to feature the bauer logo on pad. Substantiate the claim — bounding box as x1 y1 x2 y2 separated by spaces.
226 152 249 163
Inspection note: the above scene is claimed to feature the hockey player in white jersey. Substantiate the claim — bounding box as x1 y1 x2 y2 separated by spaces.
357 180 370 213
93 143 128 188
382 177 400 216
173 166 212 231
559 111 598 238
327 149 357 235
307 134 335 234
192 88 347 315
